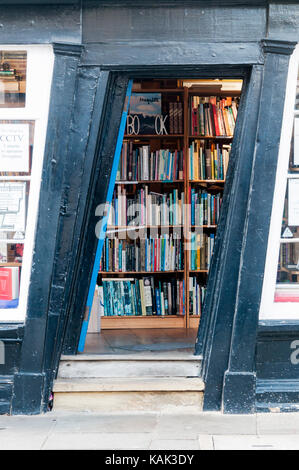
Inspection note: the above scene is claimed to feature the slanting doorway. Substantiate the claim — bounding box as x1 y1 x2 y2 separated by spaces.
82 76 242 352
54 75 243 412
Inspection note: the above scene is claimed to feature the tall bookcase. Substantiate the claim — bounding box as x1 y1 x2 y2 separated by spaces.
99 79 241 330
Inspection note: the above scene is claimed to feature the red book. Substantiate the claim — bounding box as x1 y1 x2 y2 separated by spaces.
0 267 19 300
212 104 220 136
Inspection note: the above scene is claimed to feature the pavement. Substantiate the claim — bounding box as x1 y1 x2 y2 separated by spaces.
1 411 299 450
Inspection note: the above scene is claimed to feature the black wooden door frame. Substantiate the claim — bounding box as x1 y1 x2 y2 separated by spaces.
62 64 250 356
58 62 257 411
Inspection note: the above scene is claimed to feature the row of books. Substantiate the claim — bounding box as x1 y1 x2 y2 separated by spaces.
189 277 206 316
100 236 184 272
168 101 183 134
189 189 222 226
117 142 184 182
189 233 215 271
189 141 230 181
108 186 185 227
99 277 186 317
189 96 238 137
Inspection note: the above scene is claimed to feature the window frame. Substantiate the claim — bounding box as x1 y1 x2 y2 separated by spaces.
260 45 299 320
0 45 54 322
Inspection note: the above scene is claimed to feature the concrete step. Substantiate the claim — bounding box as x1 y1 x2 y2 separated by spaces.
58 354 202 379
53 377 205 413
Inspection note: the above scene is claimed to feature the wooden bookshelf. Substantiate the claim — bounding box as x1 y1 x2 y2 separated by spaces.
124 134 184 139
98 78 240 330
100 271 184 275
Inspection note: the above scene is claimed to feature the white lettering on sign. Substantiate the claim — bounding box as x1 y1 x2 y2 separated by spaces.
126 115 140 135
0 340 4 365
0 124 29 172
290 340 299 365
155 114 168 135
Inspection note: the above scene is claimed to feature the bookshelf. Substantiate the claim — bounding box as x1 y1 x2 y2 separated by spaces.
97 78 241 329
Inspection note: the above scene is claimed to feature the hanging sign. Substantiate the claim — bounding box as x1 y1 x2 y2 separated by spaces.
288 178 299 226
0 123 29 172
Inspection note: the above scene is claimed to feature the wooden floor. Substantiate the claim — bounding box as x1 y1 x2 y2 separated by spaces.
83 328 198 356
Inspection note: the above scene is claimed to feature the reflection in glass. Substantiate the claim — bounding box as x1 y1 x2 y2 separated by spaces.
0 51 26 108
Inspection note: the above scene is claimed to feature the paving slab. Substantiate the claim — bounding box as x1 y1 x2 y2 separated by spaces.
0 415 56 432
42 432 152 450
213 435 299 450
155 412 257 437
149 439 200 450
198 434 214 450
52 412 158 433
0 431 49 450
257 413 299 435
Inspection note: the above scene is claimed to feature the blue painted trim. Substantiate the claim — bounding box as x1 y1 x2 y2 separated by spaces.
78 79 133 352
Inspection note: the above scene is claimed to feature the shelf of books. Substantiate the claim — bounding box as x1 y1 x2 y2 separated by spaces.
96 79 241 329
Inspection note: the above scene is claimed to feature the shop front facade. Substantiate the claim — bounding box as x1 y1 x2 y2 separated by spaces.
1 0 299 415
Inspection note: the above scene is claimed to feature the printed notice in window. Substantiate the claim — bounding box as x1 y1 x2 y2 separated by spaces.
0 182 26 233
0 124 29 172
294 118 299 166
288 178 299 226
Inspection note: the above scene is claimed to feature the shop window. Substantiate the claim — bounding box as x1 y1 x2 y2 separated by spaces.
260 46 299 319
0 51 27 108
0 46 54 322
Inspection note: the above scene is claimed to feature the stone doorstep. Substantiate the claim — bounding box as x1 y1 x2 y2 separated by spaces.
58 357 202 379
61 354 202 361
53 377 205 393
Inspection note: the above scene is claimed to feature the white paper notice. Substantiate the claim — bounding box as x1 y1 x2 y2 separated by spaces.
0 182 26 233
0 124 29 172
294 118 299 166
288 178 299 226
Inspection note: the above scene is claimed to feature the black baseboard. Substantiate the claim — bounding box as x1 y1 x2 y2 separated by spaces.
256 379 299 413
